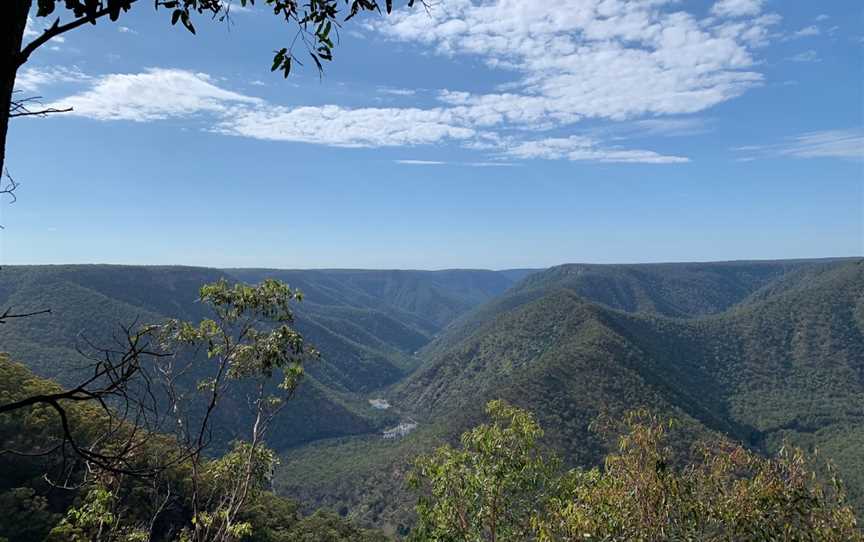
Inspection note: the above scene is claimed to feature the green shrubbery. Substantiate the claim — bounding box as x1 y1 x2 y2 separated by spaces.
409 401 862 542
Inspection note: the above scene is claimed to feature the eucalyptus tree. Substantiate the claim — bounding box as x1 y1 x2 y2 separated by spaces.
535 409 863 541
408 400 559 542
155 278 317 542
409 403 863 542
0 279 318 542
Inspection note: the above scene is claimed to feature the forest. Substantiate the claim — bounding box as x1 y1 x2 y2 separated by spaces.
2 352 861 540
0 259 862 540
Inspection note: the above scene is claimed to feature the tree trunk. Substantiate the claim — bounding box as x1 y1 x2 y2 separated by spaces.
0 0 32 177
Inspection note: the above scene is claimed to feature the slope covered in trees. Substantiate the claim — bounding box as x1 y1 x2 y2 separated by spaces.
5 353 858 541
1 259 861 534
0 265 530 451
0 355 389 542
276 258 864 530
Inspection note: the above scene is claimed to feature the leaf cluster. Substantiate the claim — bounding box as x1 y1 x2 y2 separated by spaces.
28 0 421 79
410 402 863 542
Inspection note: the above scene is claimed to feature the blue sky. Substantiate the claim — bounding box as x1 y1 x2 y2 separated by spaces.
4 0 863 269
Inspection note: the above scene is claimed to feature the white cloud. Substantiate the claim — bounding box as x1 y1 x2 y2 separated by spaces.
815 14 830 22
394 160 520 167
53 68 261 121
395 159 447 165
43 65 693 164
466 161 518 167
585 117 711 140
379 87 416 96
14 66 90 93
217 105 475 147
735 129 864 160
787 50 820 63
48 67 470 147
711 0 764 18
503 136 689 164
40 0 788 166
18 2 790 169
373 0 775 129
791 26 820 38
24 16 39 39
23 16 66 43
117 26 138 34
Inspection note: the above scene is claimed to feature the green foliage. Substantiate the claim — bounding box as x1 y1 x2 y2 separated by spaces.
0 355 100 541
536 409 862 542
410 402 862 542
0 357 387 542
206 441 278 494
0 487 61 542
146 278 319 542
393 259 864 515
27 0 419 79
239 492 387 542
159 278 316 398
0 276 383 541
514 260 812 318
180 440 278 540
47 486 150 542
409 400 557 541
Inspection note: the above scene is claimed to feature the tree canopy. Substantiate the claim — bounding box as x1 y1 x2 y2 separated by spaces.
0 277 325 542
409 402 863 542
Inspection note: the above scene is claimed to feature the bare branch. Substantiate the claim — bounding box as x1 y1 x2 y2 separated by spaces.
10 95 73 118
0 305 51 323
0 168 19 206
0 324 188 478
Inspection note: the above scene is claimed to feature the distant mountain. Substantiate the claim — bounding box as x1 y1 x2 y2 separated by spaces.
523 260 818 314
228 268 528 329
422 259 831 358
494 268 542 284
0 265 530 450
2 260 861 532
275 258 864 529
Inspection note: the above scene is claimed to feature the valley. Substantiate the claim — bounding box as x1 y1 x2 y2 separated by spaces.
0 258 861 536
0 265 535 450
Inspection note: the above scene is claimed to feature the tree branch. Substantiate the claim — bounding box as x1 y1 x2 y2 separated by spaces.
0 306 51 324
10 95 73 118
17 0 140 66
0 168 19 206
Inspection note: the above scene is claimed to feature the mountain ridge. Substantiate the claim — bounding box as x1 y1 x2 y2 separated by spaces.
276 257 864 529
0 264 533 450
0 259 860 531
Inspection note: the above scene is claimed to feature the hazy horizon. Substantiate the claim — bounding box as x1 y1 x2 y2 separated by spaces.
2 254 859 272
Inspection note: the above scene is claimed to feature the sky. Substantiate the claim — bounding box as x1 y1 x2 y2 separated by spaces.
3 0 863 269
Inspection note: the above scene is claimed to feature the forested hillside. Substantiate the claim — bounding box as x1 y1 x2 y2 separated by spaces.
229 269 518 329
0 265 529 451
0 355 390 542
1 259 861 536
276 258 864 530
